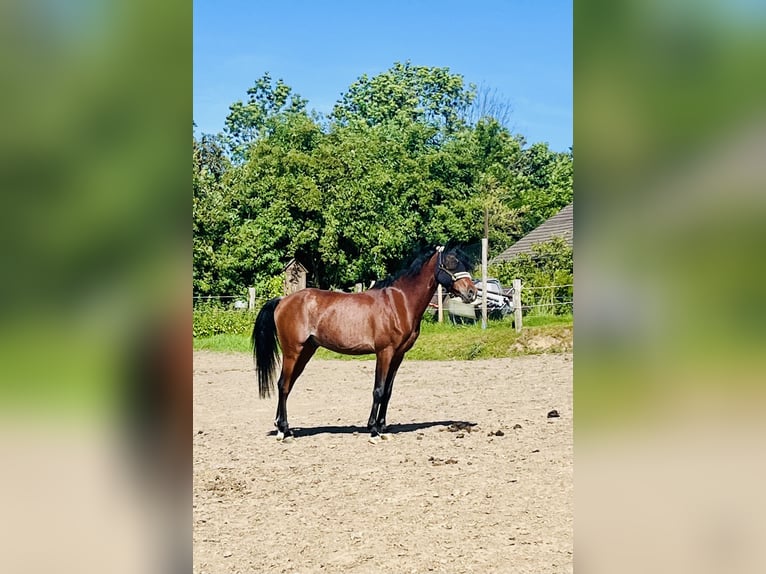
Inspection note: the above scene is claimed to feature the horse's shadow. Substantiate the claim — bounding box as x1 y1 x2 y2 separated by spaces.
267 420 473 438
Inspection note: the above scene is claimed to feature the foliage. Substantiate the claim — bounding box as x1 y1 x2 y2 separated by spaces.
223 73 308 162
193 134 235 294
258 275 286 300
332 61 476 136
193 62 573 298
513 144 574 233
192 304 254 338
489 237 573 316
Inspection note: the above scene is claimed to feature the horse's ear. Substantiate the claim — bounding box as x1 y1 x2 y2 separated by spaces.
435 245 445 253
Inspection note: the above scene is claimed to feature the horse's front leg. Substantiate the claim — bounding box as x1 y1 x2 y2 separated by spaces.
367 348 393 443
377 352 404 431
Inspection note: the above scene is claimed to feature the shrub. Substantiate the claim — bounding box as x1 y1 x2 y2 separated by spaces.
489 237 573 316
193 304 255 338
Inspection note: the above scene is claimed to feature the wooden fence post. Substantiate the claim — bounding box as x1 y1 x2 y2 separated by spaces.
512 279 522 333
248 287 256 311
437 283 443 323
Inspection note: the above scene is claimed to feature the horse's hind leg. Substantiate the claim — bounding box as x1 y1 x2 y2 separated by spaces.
274 342 317 441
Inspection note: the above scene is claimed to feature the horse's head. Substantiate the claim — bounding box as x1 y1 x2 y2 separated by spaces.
435 247 476 303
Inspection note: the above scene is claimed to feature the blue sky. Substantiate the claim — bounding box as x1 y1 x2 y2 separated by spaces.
193 0 572 151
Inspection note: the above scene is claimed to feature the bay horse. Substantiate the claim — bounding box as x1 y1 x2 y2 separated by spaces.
252 246 476 443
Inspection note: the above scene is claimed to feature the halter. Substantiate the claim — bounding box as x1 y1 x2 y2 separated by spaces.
435 246 471 289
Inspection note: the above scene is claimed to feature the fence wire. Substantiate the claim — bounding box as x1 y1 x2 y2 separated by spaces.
523 301 573 308
521 284 573 290
193 295 241 300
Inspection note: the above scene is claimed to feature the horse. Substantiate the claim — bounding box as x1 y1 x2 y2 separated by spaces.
251 246 476 443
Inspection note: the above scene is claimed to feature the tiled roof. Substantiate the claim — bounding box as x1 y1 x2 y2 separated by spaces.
491 203 573 263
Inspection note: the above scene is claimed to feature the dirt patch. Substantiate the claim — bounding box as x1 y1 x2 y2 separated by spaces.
194 351 572 573
511 327 573 354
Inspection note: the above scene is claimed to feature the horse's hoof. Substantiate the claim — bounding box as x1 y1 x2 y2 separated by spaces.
275 430 285 441
282 435 295 444
380 433 393 441
368 435 381 445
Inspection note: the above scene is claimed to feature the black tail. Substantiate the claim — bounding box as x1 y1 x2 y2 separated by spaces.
252 297 281 399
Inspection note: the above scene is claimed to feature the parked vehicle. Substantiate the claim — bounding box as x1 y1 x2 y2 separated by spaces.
472 278 513 319
445 278 514 323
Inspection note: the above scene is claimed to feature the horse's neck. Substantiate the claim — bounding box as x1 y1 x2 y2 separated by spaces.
397 253 438 320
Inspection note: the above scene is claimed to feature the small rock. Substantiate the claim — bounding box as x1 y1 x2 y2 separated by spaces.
513 424 522 430
547 409 560 418
456 433 465 439
494 430 505 437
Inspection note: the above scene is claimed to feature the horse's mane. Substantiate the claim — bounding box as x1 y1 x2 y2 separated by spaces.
370 249 435 290
370 246 473 290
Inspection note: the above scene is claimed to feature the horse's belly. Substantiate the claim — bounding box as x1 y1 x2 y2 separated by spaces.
315 335 375 356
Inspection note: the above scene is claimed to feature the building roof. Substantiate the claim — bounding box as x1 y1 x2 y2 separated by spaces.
283 258 308 272
491 203 573 264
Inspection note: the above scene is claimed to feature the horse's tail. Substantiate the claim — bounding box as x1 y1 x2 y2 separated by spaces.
252 297 282 399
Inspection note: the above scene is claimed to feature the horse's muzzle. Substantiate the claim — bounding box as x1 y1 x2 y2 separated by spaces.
458 286 477 304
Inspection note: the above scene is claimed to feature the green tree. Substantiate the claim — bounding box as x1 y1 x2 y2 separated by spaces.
192 65 573 300
193 133 235 294
509 143 574 232
223 73 308 162
332 61 476 136
221 113 325 295
314 120 430 287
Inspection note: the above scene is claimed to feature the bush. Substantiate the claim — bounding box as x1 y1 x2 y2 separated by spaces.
193 304 255 338
489 237 573 316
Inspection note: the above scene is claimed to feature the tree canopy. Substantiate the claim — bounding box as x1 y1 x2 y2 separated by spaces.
193 62 572 298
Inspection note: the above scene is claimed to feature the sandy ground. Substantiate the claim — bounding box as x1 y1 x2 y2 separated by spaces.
193 351 572 573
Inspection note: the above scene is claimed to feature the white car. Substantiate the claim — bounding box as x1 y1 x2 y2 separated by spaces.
446 278 513 322
472 278 513 317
